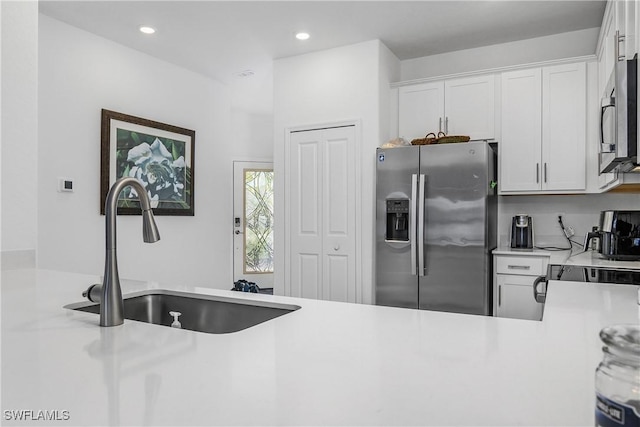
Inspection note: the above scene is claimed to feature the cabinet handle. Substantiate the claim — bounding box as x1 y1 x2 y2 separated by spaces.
445 117 449 134
507 265 531 270
438 117 442 133
498 284 502 306
536 163 540 183
544 163 548 183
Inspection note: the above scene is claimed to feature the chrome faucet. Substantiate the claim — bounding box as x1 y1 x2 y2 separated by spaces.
83 177 161 327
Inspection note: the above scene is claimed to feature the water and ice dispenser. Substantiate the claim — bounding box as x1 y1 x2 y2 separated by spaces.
385 199 409 242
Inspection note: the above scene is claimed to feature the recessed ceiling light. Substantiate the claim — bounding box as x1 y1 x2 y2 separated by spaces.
139 26 156 35
295 32 310 41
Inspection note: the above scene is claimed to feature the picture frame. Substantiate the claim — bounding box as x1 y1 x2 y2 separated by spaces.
100 109 195 216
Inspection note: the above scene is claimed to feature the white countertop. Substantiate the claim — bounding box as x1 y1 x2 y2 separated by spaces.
2 268 639 426
494 246 640 270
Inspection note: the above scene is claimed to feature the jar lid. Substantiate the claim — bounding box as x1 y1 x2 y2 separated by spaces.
600 324 640 357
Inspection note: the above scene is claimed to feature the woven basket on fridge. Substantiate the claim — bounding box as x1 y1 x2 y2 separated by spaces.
436 133 471 144
411 132 438 145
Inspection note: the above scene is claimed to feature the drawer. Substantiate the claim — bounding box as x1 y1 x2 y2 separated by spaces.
495 255 547 276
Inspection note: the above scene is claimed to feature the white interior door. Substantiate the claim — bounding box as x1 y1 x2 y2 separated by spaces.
233 161 274 288
287 125 358 302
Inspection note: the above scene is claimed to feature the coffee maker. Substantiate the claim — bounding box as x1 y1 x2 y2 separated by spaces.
510 214 534 249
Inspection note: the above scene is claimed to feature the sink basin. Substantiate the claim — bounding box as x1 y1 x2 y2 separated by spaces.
65 289 300 334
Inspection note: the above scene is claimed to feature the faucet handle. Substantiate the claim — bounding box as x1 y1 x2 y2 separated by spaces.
83 284 102 303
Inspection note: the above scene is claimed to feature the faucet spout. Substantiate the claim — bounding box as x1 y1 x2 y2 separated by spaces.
101 177 161 327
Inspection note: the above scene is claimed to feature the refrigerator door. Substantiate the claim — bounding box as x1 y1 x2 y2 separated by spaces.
418 142 496 315
375 146 419 308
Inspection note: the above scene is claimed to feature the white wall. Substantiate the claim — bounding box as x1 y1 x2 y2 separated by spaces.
273 40 400 303
1 1 38 269
401 28 600 81
38 15 272 288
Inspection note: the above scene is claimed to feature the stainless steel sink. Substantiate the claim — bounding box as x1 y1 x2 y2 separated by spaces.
65 289 300 334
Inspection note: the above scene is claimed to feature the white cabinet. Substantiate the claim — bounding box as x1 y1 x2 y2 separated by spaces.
500 68 542 192
444 75 496 140
398 75 496 142
617 0 637 60
597 3 620 189
542 63 587 191
597 1 636 96
500 62 586 194
493 254 548 321
599 5 616 98
398 82 444 142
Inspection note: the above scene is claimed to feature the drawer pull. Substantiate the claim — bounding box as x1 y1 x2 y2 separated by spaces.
507 265 531 270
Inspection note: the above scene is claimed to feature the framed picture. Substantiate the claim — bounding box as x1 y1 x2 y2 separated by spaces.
100 109 195 216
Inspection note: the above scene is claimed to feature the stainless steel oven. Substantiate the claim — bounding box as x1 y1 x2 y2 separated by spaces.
533 264 640 304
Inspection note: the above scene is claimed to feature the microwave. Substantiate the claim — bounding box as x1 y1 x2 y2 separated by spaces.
599 56 638 173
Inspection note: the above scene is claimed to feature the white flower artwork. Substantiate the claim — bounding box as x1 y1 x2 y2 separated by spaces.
124 138 187 208
101 109 194 216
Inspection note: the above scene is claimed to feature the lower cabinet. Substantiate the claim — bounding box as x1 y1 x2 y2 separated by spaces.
493 254 549 320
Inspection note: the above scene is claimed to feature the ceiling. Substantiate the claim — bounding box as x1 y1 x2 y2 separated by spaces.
39 0 606 87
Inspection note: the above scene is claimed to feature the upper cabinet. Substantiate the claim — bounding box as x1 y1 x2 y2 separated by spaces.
398 82 445 141
500 68 542 192
398 75 496 142
444 75 496 140
499 62 587 194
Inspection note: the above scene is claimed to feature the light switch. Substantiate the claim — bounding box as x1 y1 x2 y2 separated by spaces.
58 178 73 193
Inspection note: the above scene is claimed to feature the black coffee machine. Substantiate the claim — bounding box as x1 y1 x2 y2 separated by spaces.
583 210 640 260
510 214 534 249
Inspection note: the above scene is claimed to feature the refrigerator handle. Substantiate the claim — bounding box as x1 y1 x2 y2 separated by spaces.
410 174 418 276
417 174 426 276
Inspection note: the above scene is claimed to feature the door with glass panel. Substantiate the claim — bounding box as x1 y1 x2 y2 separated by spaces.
233 161 274 288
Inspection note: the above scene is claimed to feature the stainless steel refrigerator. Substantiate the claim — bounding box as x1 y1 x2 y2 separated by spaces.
375 141 497 315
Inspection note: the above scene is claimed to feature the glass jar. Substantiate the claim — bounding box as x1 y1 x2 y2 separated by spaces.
595 324 640 427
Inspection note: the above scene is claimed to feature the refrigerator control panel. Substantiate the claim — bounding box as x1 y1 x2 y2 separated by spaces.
386 199 410 242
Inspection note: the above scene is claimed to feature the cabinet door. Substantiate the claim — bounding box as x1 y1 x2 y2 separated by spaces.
500 68 542 192
623 0 636 58
598 10 619 191
445 75 495 140
599 6 616 97
496 275 543 321
542 63 586 191
398 82 444 142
